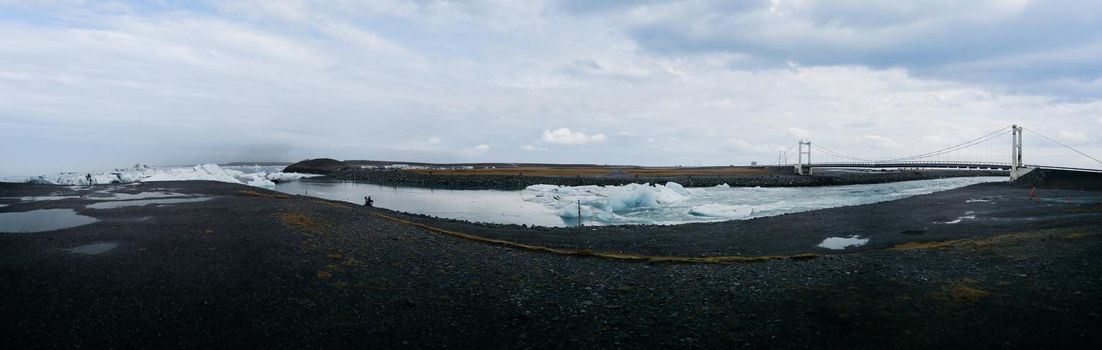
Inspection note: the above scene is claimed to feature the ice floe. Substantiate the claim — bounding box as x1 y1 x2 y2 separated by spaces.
689 204 753 218
522 177 1005 226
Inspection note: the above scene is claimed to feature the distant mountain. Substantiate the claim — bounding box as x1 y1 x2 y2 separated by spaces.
283 158 349 174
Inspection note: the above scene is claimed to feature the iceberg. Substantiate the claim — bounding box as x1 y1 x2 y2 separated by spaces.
522 177 1005 226
7 164 321 188
689 204 753 218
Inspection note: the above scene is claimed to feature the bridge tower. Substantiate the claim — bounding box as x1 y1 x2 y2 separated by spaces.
1010 124 1033 180
795 140 812 175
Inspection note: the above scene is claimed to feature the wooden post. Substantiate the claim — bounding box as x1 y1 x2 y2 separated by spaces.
577 200 582 227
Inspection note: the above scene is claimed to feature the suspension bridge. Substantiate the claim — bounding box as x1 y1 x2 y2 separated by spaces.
778 125 1102 181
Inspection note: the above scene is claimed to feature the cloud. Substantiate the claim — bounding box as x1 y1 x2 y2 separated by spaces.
540 128 608 145
860 135 902 149
454 144 490 157
721 137 775 154
787 128 811 139
610 0 1102 96
2 1 1102 174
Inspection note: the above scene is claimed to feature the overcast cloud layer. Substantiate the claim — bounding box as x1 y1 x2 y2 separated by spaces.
2 0 1101 175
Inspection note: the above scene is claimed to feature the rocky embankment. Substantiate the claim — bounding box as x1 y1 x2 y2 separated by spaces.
328 168 1008 189
1014 167 1102 190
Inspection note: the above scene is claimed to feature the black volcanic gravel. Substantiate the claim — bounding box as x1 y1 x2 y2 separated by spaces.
1 181 1101 349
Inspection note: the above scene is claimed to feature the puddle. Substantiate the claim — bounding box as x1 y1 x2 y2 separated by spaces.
817 235 869 250
0 204 7 208
16 195 82 202
68 242 118 255
87 191 191 201
86 197 211 209
966 199 992 203
0 209 98 233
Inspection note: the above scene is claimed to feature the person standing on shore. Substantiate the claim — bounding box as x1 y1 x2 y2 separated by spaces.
365 196 374 207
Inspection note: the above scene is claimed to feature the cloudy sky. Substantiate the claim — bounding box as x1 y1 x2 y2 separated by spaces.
2 0 1102 175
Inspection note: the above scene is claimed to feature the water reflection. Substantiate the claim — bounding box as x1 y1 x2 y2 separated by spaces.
86 197 211 209
68 242 118 255
0 209 98 233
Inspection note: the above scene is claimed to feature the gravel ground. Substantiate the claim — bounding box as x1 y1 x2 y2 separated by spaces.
1 181 1101 349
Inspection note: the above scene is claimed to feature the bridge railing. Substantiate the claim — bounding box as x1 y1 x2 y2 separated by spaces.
804 161 1013 167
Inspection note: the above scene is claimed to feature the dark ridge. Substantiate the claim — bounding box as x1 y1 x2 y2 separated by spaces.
283 158 350 175
344 160 639 168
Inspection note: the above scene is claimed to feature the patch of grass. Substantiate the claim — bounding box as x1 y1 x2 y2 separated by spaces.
278 212 330 235
238 189 288 200
312 200 351 209
1059 232 1090 240
889 232 1036 251
888 240 964 251
316 271 332 280
969 232 1032 246
941 279 991 304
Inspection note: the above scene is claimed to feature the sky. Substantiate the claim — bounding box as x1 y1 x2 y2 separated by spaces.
2 0 1102 176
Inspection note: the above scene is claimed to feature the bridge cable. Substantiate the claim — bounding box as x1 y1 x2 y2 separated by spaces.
878 126 1012 163
1022 127 1102 167
813 145 872 163
881 127 1010 162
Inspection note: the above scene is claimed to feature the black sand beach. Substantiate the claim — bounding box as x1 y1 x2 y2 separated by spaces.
2 178 1101 348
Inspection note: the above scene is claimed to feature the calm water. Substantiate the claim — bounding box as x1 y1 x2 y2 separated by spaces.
273 180 567 226
0 209 98 233
274 177 1005 227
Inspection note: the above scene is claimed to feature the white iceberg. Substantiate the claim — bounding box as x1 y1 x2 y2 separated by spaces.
689 204 753 218
8 163 321 188
520 177 1004 226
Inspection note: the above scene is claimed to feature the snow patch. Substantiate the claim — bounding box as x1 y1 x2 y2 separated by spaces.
940 211 977 224
818 236 869 250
